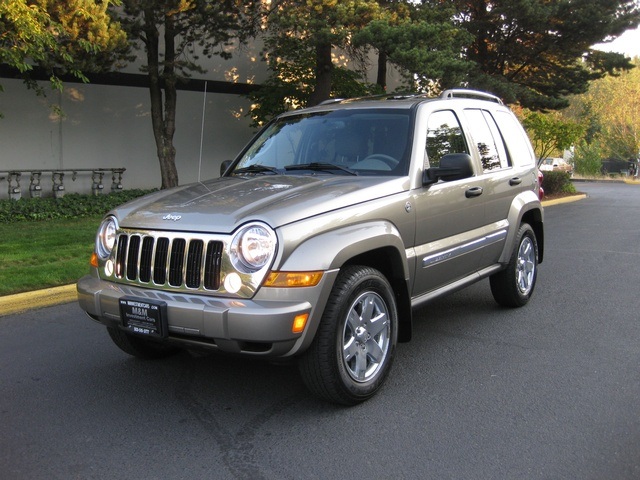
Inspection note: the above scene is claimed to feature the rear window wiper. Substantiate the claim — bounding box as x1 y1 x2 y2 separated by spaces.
233 164 281 175
284 163 357 176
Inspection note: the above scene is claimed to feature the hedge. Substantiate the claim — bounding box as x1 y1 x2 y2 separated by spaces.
0 189 156 223
541 171 576 196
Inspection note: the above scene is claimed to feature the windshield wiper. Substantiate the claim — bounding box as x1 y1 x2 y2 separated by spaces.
233 164 281 175
284 163 357 176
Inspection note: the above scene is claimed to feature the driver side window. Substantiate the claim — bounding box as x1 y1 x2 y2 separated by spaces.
426 110 469 168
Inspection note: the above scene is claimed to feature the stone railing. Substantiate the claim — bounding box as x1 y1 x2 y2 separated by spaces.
0 168 126 200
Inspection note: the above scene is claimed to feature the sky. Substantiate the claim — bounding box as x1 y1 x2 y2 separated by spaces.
593 26 640 58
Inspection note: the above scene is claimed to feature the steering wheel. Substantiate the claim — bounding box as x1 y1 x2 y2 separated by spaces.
359 154 399 169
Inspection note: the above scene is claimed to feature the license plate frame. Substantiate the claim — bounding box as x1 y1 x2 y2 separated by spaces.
118 297 168 339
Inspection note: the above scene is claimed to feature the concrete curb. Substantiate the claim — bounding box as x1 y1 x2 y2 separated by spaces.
0 284 77 317
0 192 589 317
541 193 587 207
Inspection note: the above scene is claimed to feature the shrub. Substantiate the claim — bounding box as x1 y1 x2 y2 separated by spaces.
0 189 156 223
573 140 603 176
542 171 576 195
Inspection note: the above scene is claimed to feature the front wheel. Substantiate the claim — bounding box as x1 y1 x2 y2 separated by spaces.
298 266 398 405
490 223 539 307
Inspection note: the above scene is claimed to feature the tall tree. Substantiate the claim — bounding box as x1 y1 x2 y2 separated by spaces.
253 0 380 119
0 0 127 97
451 0 640 110
113 0 261 189
353 0 471 92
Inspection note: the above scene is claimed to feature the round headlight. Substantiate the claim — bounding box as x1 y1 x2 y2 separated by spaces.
231 223 276 271
96 216 118 259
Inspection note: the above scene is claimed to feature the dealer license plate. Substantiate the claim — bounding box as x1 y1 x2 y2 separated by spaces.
119 297 168 339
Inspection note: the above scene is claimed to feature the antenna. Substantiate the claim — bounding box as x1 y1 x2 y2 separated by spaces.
198 81 207 183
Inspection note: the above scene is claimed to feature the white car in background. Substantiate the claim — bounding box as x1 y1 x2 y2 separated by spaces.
540 157 573 175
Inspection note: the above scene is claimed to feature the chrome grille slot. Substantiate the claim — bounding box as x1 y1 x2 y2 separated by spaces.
126 235 141 280
169 238 186 287
115 235 128 278
154 237 169 284
139 237 154 283
186 240 204 288
204 241 223 290
112 230 224 293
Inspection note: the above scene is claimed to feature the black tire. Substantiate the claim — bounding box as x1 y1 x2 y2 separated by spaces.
298 265 398 405
107 326 180 360
490 223 538 307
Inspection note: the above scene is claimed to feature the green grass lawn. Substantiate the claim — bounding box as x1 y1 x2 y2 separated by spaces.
0 216 101 296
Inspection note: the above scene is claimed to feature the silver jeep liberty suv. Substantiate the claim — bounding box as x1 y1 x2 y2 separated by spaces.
78 89 544 405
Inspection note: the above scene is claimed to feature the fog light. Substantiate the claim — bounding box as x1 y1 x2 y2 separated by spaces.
224 272 243 293
292 313 309 334
104 259 114 276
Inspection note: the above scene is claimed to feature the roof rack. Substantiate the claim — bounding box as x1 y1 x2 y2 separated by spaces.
440 89 503 105
318 98 345 105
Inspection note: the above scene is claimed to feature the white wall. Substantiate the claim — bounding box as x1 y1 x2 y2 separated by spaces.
0 78 256 199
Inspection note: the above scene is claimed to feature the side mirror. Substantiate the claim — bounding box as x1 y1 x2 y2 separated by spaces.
220 160 233 177
423 153 474 185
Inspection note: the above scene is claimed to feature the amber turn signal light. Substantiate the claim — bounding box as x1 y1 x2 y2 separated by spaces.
292 313 309 334
264 271 323 288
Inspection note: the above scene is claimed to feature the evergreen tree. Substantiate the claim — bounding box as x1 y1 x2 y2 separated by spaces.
354 0 471 92
451 0 640 109
249 0 381 126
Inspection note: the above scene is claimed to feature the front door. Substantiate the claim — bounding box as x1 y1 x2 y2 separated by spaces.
411 109 486 296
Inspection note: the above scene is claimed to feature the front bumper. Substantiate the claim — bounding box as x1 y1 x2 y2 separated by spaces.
77 270 337 357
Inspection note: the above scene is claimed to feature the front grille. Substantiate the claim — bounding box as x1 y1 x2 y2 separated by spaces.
114 232 223 291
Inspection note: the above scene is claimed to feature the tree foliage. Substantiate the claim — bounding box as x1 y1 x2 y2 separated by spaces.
0 0 127 95
249 0 381 126
451 0 640 110
250 0 472 125
565 58 640 161
353 0 471 92
112 0 262 188
522 110 585 162
253 0 640 127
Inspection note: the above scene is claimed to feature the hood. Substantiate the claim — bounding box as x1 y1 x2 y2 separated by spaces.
114 175 407 233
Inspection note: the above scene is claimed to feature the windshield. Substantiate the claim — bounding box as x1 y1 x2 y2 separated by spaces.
231 109 412 176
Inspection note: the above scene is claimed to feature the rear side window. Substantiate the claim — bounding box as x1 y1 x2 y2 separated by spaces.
425 110 469 168
493 111 536 166
464 109 510 172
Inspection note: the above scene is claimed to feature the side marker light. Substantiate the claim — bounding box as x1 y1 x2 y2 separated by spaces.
292 313 309 334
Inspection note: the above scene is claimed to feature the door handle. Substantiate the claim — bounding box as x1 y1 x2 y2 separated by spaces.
509 177 522 186
465 186 483 198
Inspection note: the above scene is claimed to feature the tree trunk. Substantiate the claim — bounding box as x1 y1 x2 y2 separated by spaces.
143 6 179 189
376 50 387 91
307 42 333 106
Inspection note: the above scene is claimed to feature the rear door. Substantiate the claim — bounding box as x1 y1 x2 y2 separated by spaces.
463 108 536 268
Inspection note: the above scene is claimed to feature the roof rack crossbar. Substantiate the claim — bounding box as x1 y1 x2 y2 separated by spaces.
440 89 503 105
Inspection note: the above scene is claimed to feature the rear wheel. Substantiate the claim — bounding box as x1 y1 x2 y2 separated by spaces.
107 326 180 359
490 223 538 307
299 266 398 405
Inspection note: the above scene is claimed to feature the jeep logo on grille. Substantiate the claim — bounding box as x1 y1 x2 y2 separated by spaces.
162 214 182 221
